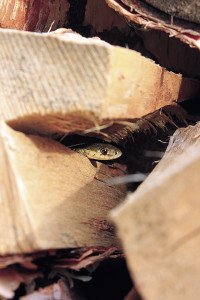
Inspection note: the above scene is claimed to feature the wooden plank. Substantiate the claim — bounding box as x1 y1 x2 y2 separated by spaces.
0 29 199 138
111 122 200 300
0 123 126 255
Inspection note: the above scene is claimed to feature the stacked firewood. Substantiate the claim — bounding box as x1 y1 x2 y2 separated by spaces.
0 1 200 299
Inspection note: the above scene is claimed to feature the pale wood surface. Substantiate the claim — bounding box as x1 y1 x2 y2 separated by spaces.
0 123 126 255
0 29 199 138
111 122 200 300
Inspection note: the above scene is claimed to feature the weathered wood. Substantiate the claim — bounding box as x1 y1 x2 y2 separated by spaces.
106 0 200 49
144 0 200 23
111 122 200 300
0 123 126 255
84 0 200 80
0 29 199 138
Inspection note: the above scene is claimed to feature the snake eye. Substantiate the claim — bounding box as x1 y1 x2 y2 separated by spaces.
100 148 108 155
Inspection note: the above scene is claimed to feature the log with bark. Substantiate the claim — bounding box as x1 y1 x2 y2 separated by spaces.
106 0 200 49
0 1 200 299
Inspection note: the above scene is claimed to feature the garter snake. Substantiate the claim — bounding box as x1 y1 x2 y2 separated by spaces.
72 143 122 161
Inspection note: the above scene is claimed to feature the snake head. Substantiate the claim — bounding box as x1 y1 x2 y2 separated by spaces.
73 143 122 160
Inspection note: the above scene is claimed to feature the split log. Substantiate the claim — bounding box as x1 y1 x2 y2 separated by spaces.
144 0 200 24
106 0 200 49
0 123 126 255
111 122 200 300
0 29 199 139
140 30 200 79
84 0 200 80
0 0 70 32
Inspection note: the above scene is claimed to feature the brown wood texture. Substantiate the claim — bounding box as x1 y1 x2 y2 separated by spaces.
0 123 126 255
84 0 200 79
84 0 128 33
111 122 200 300
141 30 200 79
106 0 200 49
0 29 199 138
0 0 69 32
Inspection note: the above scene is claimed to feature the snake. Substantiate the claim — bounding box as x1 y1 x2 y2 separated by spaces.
72 143 122 161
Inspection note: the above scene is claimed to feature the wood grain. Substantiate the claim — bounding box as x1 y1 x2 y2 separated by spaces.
0 123 126 255
111 122 200 300
0 29 199 138
0 0 69 32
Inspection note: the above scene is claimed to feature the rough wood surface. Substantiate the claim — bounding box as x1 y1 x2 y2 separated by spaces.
144 0 200 23
84 0 200 80
0 0 69 32
111 122 200 300
141 30 200 79
0 29 199 138
106 0 200 49
0 123 126 255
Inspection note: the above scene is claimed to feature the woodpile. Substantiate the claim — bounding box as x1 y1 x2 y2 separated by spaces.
0 1 200 299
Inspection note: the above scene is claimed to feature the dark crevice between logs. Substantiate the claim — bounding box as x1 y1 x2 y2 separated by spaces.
67 0 89 36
